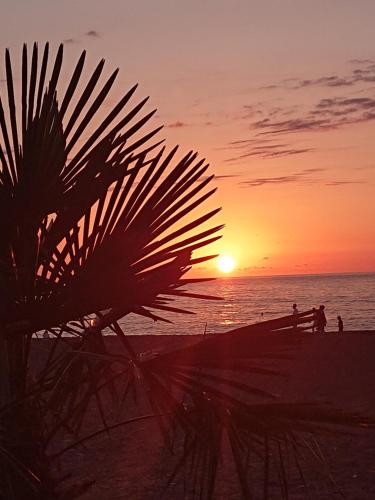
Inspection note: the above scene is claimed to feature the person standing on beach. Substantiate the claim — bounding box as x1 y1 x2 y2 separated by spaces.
312 307 318 333
292 303 299 329
317 305 327 333
337 315 344 333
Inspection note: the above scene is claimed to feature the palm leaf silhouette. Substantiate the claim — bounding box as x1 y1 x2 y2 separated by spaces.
0 42 221 498
1 43 220 333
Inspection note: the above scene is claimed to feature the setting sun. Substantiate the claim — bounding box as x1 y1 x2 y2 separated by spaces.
217 255 236 273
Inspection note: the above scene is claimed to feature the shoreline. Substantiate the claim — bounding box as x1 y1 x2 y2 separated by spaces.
33 329 375 338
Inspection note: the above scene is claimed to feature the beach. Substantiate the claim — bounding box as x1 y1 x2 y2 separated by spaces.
31 331 375 499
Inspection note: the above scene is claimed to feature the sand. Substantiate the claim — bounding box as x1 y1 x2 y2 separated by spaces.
30 331 375 499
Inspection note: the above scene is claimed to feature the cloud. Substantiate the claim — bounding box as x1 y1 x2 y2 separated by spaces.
239 175 300 187
260 61 375 91
295 76 354 88
165 121 188 128
240 167 326 188
355 165 375 171
214 174 242 180
241 104 269 118
250 94 375 136
199 174 242 183
231 60 375 158
224 138 273 148
349 59 374 65
308 96 375 127
302 168 326 174
316 96 375 111
259 84 280 90
223 137 315 163
239 168 364 189
225 146 314 163
325 181 365 186
254 117 336 135
85 30 100 38
239 103 295 121
243 265 273 271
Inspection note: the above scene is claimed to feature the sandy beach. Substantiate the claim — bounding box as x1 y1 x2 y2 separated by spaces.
30 331 375 499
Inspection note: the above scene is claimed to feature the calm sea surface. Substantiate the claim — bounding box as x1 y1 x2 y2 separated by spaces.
117 272 375 335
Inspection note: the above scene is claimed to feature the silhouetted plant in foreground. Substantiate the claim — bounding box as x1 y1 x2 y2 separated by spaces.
0 43 373 499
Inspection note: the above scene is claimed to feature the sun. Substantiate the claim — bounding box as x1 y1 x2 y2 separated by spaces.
217 255 236 273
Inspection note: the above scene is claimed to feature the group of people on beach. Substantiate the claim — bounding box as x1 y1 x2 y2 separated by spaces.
292 303 344 333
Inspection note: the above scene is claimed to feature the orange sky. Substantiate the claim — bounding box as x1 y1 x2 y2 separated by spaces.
1 0 374 277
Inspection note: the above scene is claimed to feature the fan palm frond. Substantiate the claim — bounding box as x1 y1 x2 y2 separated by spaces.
0 43 221 338
0 42 221 499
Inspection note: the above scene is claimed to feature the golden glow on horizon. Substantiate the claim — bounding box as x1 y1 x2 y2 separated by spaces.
217 255 236 273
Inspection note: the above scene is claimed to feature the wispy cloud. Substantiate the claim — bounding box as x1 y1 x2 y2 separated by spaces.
226 59 375 163
165 121 189 128
303 168 326 174
240 175 301 188
239 167 364 189
200 174 242 183
254 117 335 135
226 146 314 163
85 30 100 38
259 84 279 90
214 174 242 180
349 59 374 65
293 76 354 89
260 61 375 91
224 138 273 148
355 165 375 171
224 138 314 163
250 95 375 136
316 96 375 111
325 180 365 186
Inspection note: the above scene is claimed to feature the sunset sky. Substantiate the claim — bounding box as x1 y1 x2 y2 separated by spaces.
1 0 374 277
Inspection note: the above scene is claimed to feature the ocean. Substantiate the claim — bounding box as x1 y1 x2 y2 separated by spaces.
117 272 375 335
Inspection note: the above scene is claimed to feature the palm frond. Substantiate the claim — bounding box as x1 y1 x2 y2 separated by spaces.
0 43 221 337
0 42 221 498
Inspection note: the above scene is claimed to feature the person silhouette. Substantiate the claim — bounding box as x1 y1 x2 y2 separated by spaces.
317 305 327 333
292 303 299 329
312 307 318 333
337 315 343 333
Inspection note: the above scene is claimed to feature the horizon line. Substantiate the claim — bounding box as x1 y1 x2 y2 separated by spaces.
200 270 375 280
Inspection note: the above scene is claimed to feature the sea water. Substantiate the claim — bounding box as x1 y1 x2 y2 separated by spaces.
117 272 375 335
